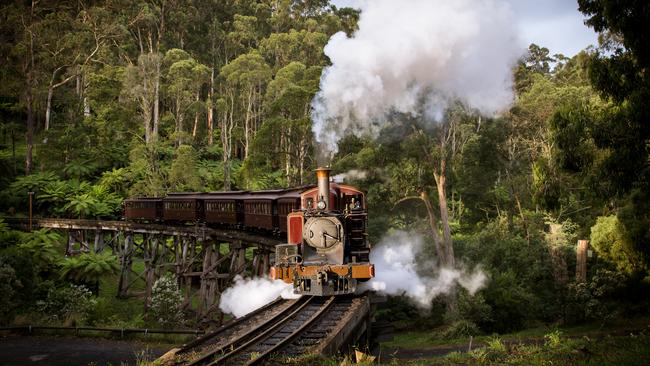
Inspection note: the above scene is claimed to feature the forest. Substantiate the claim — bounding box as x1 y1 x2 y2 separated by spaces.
0 0 649 364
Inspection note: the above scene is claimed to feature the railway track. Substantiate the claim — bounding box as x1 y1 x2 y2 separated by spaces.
167 295 368 366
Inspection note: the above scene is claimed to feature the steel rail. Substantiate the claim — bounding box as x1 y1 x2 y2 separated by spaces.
205 296 324 366
245 296 336 366
185 296 312 366
176 298 284 355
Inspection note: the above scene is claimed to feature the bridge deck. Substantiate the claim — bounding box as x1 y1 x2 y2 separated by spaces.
4 217 283 250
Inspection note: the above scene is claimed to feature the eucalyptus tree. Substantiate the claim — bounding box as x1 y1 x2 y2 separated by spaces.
220 51 271 163
162 49 209 146
577 0 650 271
252 61 321 185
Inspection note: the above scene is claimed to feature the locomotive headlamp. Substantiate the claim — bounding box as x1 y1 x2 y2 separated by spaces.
317 199 326 210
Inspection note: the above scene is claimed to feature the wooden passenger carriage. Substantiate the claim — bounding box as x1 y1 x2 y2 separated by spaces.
163 193 204 222
123 197 163 221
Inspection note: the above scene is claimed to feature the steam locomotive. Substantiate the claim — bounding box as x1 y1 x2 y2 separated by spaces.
123 168 374 296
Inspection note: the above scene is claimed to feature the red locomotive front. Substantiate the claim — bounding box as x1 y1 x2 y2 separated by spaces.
270 167 375 296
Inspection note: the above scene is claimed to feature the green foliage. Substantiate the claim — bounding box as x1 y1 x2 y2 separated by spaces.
457 292 493 329
169 145 202 191
1 0 649 338
18 229 62 270
0 262 22 324
59 252 119 293
590 215 641 275
149 274 184 328
438 320 481 340
566 269 627 323
576 0 650 273
8 172 58 197
543 330 563 348
420 334 650 366
63 184 122 219
36 284 97 325
63 159 99 180
481 271 538 333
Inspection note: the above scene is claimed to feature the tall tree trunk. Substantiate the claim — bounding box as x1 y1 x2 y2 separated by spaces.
176 98 183 146
25 80 34 175
419 191 444 265
192 91 200 138
433 157 457 315
24 2 36 175
45 87 53 131
244 88 253 160
207 68 214 145
152 56 160 142
284 126 291 184
434 159 454 268
222 94 234 190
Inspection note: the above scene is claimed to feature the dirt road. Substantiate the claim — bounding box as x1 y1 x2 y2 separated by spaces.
0 335 168 366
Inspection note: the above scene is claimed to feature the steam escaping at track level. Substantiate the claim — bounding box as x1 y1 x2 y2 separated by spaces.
219 276 300 318
364 230 487 308
312 0 523 162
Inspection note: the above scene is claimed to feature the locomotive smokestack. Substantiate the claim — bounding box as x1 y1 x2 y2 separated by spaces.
316 167 331 210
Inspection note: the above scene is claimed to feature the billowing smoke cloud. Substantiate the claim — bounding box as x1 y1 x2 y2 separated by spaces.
219 276 300 318
364 230 487 308
312 0 523 158
333 169 368 183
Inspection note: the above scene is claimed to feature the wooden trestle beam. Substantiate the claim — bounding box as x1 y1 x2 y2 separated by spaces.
7 218 280 322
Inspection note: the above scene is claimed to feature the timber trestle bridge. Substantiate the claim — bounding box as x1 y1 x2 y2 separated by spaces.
5 218 375 362
6 217 282 319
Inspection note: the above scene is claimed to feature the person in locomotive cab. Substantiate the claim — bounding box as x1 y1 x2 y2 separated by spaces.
349 197 361 211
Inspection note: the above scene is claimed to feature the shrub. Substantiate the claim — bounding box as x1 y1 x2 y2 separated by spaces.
36 284 97 325
481 270 537 333
149 274 184 328
59 251 119 295
544 330 562 348
0 263 22 324
590 215 640 275
566 269 626 323
438 319 481 340
457 291 493 329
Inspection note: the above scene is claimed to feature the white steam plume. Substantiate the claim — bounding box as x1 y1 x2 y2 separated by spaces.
332 169 368 183
365 230 487 308
312 0 523 157
219 276 300 318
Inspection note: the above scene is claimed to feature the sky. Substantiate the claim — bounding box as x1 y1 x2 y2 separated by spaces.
330 0 599 57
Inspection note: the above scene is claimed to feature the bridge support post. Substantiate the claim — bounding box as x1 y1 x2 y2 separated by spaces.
66 229 90 256
143 233 167 312
117 231 133 298
94 230 104 253
198 239 221 319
